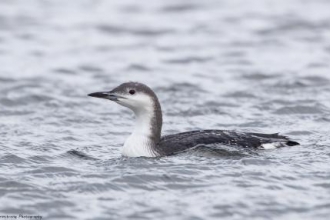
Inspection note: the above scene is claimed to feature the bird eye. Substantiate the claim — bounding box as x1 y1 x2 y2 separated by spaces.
129 90 135 95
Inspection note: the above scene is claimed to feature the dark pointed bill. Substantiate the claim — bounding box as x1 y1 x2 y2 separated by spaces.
88 92 119 101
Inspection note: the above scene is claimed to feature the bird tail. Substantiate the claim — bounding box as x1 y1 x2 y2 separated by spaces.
286 140 300 146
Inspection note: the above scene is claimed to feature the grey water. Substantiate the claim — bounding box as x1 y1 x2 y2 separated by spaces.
0 0 330 219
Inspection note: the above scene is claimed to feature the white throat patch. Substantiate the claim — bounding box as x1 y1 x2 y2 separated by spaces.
120 96 159 157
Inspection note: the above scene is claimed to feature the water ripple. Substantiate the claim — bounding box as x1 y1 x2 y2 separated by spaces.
1 0 330 219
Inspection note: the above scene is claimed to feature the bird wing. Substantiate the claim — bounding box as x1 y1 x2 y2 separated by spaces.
157 130 299 156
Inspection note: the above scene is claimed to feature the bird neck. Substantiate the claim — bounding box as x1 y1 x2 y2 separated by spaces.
122 100 162 157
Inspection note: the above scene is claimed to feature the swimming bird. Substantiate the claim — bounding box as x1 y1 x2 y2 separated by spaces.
88 82 299 157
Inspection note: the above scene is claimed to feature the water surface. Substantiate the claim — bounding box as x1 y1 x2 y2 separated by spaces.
0 0 330 219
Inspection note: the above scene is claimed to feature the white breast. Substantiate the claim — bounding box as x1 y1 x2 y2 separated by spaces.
121 134 157 157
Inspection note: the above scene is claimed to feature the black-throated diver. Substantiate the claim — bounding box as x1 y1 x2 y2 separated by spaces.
88 82 299 157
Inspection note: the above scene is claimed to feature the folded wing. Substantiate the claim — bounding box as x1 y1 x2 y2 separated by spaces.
157 130 299 156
